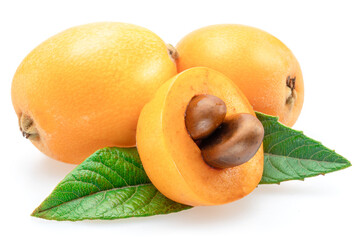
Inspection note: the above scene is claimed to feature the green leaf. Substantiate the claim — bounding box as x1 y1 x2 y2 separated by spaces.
33 113 351 221
256 112 351 184
32 148 191 221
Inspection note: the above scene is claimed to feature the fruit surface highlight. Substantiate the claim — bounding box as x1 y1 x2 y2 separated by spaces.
136 67 264 206
176 24 304 127
11 22 177 164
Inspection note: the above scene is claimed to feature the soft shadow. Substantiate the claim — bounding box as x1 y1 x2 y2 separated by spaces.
28 155 76 183
76 189 261 228
256 178 337 196
31 180 337 228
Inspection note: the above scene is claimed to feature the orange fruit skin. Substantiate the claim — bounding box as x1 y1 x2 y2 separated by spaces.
136 67 264 206
11 22 177 164
176 24 304 127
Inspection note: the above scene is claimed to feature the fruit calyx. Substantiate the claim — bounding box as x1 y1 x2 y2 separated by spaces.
19 114 39 140
286 76 297 106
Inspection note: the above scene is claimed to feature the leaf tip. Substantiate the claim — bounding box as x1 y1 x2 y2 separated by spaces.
346 161 352 168
30 208 40 217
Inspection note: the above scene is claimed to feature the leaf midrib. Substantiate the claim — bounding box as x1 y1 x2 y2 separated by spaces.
264 153 349 165
32 182 153 216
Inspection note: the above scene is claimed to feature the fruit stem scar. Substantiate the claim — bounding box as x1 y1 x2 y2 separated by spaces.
286 76 297 106
167 44 179 62
19 114 39 140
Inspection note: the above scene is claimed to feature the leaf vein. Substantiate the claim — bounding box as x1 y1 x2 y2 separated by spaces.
266 133 303 152
267 157 294 178
93 161 129 186
78 169 115 188
287 143 322 157
34 183 152 216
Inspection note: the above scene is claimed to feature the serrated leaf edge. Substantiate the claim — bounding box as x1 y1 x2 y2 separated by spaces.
260 153 351 184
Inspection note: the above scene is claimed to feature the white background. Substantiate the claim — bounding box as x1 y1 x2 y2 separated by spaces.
1 0 359 239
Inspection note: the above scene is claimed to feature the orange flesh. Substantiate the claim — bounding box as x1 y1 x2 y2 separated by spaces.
136 67 264 206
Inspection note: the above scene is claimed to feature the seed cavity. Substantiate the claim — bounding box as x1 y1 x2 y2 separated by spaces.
185 95 227 141
185 94 264 169
200 113 264 169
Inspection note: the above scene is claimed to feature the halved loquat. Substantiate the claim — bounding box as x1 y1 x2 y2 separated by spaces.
136 67 264 206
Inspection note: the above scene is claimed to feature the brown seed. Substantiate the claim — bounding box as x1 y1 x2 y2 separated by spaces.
200 113 264 169
185 94 227 140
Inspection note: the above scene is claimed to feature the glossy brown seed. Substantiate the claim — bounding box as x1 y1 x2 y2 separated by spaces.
185 94 227 140
200 113 264 169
